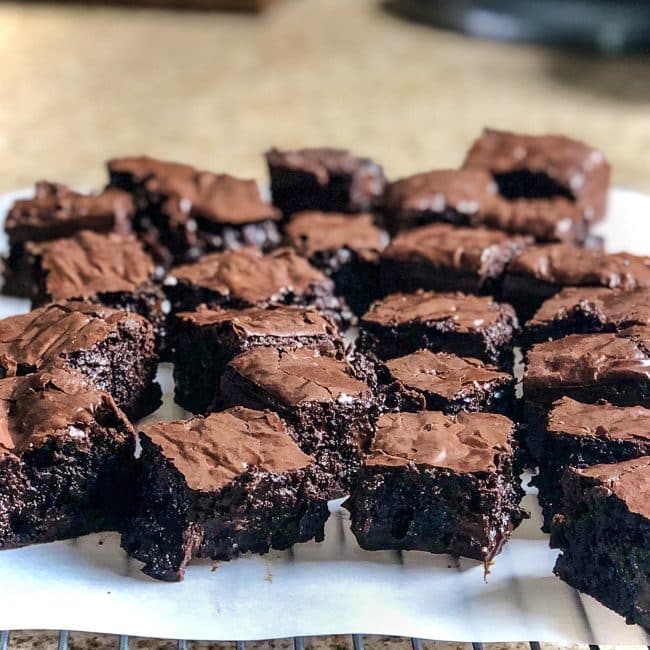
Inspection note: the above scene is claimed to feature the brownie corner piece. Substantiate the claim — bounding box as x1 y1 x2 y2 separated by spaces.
0 367 135 550
345 410 526 563
121 407 331 581
551 457 650 629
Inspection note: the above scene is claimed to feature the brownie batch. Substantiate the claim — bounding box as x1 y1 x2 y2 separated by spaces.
1 129 649 630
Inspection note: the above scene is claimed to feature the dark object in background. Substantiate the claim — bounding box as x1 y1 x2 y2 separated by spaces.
385 0 650 54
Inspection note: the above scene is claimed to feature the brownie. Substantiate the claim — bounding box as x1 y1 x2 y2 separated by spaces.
379 223 531 296
0 301 161 420
25 230 168 352
378 349 515 417
265 147 385 216
551 457 650 629
3 182 135 297
108 156 281 265
283 211 388 315
121 407 331 581
503 243 650 321
164 246 354 329
358 290 518 368
220 347 378 495
0 368 135 550
534 397 650 531
463 128 610 223
172 305 344 413
344 410 526 564
525 287 650 345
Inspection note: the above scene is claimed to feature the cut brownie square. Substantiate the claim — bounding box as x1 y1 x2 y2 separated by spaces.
164 246 353 329
0 301 161 419
3 182 135 297
524 286 650 345
344 410 526 564
220 347 378 495
378 349 515 417
121 407 331 581
380 223 531 296
172 305 344 413
463 128 610 223
358 290 518 368
534 397 650 531
502 243 650 321
265 147 385 216
108 156 281 265
0 368 135 550
551 457 650 629
283 211 388 315
25 230 168 352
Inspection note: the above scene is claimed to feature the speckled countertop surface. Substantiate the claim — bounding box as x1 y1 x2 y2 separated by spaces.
0 1 649 647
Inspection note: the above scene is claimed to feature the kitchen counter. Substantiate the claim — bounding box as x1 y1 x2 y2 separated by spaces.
0 0 649 194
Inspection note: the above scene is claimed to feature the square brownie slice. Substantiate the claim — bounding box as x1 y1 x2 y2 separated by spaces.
3 182 135 297
380 223 531 296
108 156 281 265
550 457 650 629
0 368 135 550
172 305 344 413
265 147 385 216
0 301 161 420
220 347 378 495
534 397 650 531
463 128 610 223
121 407 331 582
378 349 515 417
283 211 389 315
502 243 650 321
344 410 526 564
358 290 518 368
164 247 354 329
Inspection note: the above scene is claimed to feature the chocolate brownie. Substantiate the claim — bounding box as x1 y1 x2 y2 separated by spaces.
378 349 515 417
3 182 135 297
265 147 385 216
344 410 526 564
463 128 610 223
0 368 135 550
0 301 161 419
164 247 353 329
172 305 344 413
220 347 378 495
358 290 518 368
284 211 388 315
108 156 281 264
25 230 168 351
551 457 650 629
121 407 331 581
380 223 531 296
534 397 650 531
503 243 650 321
525 287 650 345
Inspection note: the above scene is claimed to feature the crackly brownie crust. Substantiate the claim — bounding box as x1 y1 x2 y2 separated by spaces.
380 222 531 296
164 247 354 329
534 397 650 531
265 147 385 216
172 305 344 413
0 368 135 550
358 290 518 368
551 457 650 629
121 408 331 581
108 156 281 265
344 410 526 563
0 301 161 419
220 347 378 495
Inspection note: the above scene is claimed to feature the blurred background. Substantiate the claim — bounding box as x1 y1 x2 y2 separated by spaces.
0 0 649 194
